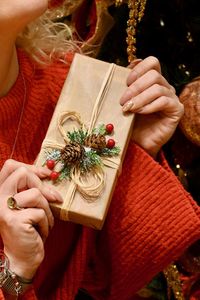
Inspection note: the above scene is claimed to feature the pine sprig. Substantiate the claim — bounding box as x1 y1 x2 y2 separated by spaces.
100 146 120 156
67 128 88 144
92 124 106 135
80 150 102 172
45 149 61 161
59 164 72 180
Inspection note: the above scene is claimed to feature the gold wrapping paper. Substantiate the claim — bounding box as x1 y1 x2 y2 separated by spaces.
36 53 134 229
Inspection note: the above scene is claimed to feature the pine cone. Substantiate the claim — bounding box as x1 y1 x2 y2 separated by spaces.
61 142 85 164
84 134 106 150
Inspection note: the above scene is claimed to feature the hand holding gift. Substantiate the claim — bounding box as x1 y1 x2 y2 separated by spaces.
120 56 184 158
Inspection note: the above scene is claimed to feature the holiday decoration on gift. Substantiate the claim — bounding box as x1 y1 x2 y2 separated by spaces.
44 123 120 182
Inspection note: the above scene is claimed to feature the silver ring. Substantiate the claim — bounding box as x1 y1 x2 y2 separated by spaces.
7 196 23 210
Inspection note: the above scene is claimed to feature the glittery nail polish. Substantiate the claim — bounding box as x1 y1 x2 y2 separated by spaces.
122 100 134 112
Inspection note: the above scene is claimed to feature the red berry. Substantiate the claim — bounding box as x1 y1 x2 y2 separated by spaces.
46 159 55 170
107 139 115 149
50 171 60 181
106 123 114 134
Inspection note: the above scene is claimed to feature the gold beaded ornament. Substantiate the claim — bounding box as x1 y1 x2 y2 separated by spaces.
115 0 147 62
164 264 184 300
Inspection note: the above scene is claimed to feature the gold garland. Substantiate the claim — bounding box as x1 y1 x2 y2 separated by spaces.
164 264 185 300
115 0 147 62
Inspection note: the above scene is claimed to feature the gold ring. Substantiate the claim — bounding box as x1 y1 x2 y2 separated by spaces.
7 196 23 210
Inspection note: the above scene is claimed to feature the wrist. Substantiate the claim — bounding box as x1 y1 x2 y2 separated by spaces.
5 254 37 281
141 145 160 160
0 251 33 297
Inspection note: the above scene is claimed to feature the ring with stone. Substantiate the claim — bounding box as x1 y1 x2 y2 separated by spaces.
7 196 23 210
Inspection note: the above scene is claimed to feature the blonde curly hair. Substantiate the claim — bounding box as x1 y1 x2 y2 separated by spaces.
16 5 81 64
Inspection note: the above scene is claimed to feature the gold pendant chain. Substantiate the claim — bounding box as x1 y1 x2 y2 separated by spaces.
164 264 185 300
115 0 147 63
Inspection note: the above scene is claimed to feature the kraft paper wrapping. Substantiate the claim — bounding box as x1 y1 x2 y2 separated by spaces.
36 53 134 229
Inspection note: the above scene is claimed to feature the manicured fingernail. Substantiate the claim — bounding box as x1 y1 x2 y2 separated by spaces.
49 188 63 202
123 100 134 112
40 169 52 177
128 58 142 69
120 90 134 105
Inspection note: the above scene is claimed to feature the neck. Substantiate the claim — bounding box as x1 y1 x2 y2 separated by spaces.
0 36 19 97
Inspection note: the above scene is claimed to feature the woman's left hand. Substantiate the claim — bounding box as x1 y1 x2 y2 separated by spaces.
120 56 184 158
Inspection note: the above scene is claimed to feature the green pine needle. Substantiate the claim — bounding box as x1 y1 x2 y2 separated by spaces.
59 165 72 180
67 128 88 144
100 146 120 156
92 124 106 135
80 150 102 172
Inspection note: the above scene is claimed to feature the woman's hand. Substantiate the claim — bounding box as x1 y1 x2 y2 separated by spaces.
120 57 184 158
0 159 62 280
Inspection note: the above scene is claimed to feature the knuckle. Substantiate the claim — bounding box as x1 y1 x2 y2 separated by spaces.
169 84 176 93
17 166 29 176
148 56 160 67
3 159 16 171
31 187 41 198
2 213 17 227
160 96 169 106
153 83 164 95
149 69 160 81
130 82 142 95
38 209 46 219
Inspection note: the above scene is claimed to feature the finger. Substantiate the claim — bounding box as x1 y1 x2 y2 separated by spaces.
130 95 184 119
127 58 142 69
126 56 161 87
121 69 172 106
21 208 50 241
1 167 63 203
0 159 51 185
122 71 175 112
122 84 176 113
15 188 54 228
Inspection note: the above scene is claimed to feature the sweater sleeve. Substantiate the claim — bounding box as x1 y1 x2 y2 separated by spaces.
82 141 200 300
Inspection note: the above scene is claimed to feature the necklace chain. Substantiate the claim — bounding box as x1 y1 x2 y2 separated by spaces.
9 71 27 159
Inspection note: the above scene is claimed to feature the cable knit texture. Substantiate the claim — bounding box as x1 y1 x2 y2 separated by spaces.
1 49 200 300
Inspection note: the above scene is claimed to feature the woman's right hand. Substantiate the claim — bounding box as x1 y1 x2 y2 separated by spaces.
0 159 63 280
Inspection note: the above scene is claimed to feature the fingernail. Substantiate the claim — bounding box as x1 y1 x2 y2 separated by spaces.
120 90 134 105
49 188 63 202
128 59 142 69
122 100 134 112
40 168 51 177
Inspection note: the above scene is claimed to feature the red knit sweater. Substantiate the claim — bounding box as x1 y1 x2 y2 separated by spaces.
1 50 200 300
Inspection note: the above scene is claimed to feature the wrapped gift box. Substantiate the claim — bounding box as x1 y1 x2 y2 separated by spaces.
36 53 134 229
